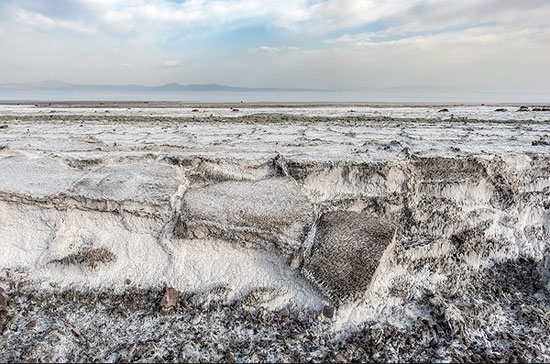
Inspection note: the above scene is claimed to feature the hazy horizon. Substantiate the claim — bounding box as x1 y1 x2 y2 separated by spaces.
1 0 549 93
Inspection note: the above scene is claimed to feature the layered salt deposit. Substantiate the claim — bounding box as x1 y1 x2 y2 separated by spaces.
0 106 548 340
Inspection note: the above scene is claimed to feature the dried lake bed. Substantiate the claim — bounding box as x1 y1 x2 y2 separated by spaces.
0 104 549 362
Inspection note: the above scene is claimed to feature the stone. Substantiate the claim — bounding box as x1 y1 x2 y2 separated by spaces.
438 108 449 113
26 320 37 330
225 351 236 363
0 287 7 311
322 305 335 319
517 106 529 112
471 353 482 362
302 211 396 304
160 287 179 311
494 108 508 112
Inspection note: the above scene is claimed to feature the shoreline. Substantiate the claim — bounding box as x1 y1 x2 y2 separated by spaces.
2 100 550 108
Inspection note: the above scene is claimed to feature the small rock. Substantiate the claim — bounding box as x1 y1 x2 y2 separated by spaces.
231 108 239 112
335 353 347 362
471 353 482 362
191 109 199 112
191 314 201 325
225 351 235 363
0 287 8 311
322 305 335 319
0 125 8 129
316 314 325 323
160 287 179 311
280 308 290 318
289 255 302 270
71 327 81 337
494 108 508 112
438 108 449 113
517 106 529 112
124 278 132 285
26 320 37 330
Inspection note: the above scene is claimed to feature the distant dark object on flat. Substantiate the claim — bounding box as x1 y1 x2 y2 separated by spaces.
517 106 529 112
191 109 199 112
532 138 550 146
438 108 449 112
495 108 508 112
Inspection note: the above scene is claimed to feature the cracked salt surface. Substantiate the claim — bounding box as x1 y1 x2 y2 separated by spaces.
0 105 549 362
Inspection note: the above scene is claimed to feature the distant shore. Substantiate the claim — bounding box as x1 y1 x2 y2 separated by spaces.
1 100 550 108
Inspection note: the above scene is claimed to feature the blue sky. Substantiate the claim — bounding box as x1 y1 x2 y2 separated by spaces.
0 0 549 90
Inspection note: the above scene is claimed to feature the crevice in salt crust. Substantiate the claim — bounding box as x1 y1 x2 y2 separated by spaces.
0 153 549 327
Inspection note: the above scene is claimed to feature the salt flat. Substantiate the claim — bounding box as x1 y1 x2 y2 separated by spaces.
0 105 548 362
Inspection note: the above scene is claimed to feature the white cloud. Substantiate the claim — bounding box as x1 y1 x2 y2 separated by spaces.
13 8 96 34
249 45 300 54
155 60 180 69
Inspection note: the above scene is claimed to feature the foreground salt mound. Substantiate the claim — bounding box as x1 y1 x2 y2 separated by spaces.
0 114 549 329
302 211 396 304
178 178 315 255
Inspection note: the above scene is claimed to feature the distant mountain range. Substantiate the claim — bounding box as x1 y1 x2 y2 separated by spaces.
0 80 316 92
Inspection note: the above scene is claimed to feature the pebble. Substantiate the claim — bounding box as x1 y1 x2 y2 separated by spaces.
225 351 235 363
322 305 335 319
0 287 8 311
160 287 179 311
191 314 201 325
292 332 306 340
471 353 482 362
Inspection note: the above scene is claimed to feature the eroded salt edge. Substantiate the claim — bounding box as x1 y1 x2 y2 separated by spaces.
0 109 548 333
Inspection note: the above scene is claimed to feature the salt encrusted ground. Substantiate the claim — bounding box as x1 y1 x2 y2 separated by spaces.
0 104 549 362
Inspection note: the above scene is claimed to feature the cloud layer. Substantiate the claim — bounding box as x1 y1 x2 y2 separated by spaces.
0 0 549 90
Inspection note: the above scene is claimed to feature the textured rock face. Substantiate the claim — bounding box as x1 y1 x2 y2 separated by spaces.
302 212 396 304
178 178 315 254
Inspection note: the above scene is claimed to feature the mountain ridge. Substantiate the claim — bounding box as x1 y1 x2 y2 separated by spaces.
0 80 318 92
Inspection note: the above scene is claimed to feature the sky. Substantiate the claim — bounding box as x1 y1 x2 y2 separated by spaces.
0 0 549 91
